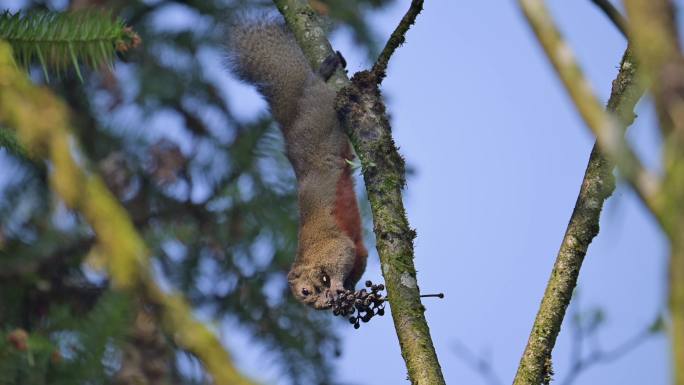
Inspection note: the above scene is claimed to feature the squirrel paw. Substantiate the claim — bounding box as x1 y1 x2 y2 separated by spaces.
318 51 347 81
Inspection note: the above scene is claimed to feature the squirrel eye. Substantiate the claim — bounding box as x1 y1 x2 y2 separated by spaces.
321 272 330 287
301 288 310 296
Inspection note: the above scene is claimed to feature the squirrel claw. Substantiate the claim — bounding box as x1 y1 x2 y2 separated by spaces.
318 51 347 81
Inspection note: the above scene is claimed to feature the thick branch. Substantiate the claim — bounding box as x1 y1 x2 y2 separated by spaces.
272 2 445 384
512 48 643 385
337 71 445 385
0 41 255 385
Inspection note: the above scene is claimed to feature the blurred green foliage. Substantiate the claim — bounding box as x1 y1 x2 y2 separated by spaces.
0 293 131 385
0 0 392 384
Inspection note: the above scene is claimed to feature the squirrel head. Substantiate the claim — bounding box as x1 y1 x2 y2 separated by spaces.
287 237 356 309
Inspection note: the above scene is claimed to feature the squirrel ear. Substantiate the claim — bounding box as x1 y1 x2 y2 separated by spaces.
287 266 301 281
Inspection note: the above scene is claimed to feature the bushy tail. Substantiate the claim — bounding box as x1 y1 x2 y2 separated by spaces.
226 19 313 130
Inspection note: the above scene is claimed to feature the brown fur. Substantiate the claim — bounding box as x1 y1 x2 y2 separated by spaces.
227 19 368 309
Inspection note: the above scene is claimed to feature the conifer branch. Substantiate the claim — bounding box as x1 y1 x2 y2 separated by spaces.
0 10 140 81
0 126 28 158
0 41 254 385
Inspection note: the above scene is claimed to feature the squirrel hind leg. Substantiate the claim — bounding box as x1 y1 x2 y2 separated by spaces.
318 51 347 81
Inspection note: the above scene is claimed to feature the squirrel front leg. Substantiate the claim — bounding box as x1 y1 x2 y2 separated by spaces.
227 21 367 309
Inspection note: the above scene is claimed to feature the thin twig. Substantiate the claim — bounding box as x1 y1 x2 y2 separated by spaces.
561 330 652 385
371 0 424 83
561 309 656 385
589 0 629 38
452 340 504 385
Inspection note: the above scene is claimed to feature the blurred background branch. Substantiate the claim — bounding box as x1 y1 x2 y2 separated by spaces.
622 2 684 382
517 0 663 221
0 39 257 385
589 0 628 38
559 297 662 385
451 340 504 385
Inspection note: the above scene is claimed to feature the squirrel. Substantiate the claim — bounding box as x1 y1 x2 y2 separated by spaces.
226 19 368 309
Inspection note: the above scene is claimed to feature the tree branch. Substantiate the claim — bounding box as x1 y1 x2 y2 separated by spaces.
561 318 654 385
370 0 424 83
516 0 665 224
272 0 347 87
272 1 445 384
589 0 629 38
622 1 684 382
0 41 256 385
512 46 643 385
452 340 503 385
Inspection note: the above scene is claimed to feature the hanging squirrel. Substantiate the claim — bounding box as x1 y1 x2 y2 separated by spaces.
226 19 368 309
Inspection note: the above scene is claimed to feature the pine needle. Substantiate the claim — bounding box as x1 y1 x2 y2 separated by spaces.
0 9 140 81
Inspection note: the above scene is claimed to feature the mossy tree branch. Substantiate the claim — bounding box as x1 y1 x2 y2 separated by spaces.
622 1 684 382
512 48 644 385
0 41 255 385
370 0 424 83
272 1 445 384
336 70 445 385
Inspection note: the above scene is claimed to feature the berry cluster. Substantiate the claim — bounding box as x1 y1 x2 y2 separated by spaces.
330 280 386 329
